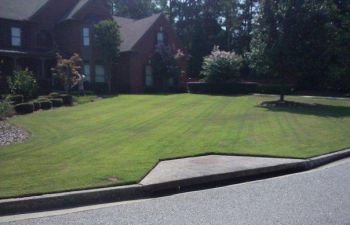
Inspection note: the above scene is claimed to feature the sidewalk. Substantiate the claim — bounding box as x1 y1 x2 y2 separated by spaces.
1 148 350 216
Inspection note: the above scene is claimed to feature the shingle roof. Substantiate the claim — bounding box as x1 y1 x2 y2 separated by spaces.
64 0 91 20
0 0 50 21
114 14 162 52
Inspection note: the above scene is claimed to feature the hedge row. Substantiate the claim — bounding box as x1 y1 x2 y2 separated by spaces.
187 82 295 95
14 96 70 115
7 95 24 105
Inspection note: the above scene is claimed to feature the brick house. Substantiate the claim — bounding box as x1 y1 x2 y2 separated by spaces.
0 0 187 93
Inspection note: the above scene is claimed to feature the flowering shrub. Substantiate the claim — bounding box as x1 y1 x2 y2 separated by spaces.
7 69 38 99
201 46 243 83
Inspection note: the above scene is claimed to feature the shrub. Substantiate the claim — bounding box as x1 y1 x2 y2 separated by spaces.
51 98 63 107
201 46 243 83
32 101 41 111
48 92 62 98
6 95 24 105
60 94 73 106
0 100 14 119
39 100 52 110
7 69 38 99
14 103 34 114
257 84 295 95
187 82 258 95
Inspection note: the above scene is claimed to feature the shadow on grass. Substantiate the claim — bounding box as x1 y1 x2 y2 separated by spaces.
259 103 350 118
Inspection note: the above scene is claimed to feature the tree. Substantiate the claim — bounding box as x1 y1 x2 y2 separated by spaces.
52 53 82 93
151 45 184 91
111 0 156 19
94 20 121 93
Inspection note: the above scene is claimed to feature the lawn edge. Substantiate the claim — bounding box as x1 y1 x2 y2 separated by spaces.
0 148 349 216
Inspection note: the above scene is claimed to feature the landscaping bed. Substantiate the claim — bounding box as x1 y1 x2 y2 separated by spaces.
0 121 30 147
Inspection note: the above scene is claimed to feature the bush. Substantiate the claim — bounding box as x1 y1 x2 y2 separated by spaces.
257 84 295 95
60 94 73 106
48 92 62 98
6 95 24 105
0 100 14 119
201 46 243 83
51 98 63 107
32 101 41 111
187 82 258 95
39 100 52 110
14 103 34 114
7 69 38 99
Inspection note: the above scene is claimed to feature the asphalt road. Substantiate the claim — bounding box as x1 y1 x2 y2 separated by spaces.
2 158 350 225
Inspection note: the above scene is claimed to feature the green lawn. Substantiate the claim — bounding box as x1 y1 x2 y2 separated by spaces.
1 94 350 198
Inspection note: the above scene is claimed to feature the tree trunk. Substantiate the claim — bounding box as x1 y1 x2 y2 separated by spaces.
279 73 286 102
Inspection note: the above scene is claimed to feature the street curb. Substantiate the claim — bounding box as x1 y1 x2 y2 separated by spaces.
1 148 349 216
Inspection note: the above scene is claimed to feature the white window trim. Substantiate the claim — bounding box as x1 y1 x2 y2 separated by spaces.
83 63 91 82
145 65 153 87
83 27 90 47
156 32 164 45
11 27 21 47
95 64 105 83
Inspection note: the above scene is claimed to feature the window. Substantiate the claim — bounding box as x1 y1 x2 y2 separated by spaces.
83 63 91 82
95 64 105 82
82 27 90 46
156 32 164 45
11 27 21 47
145 65 153 87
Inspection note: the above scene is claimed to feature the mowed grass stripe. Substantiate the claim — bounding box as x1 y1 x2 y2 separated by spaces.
0 94 350 198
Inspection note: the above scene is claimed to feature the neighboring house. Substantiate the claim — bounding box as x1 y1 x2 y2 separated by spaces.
0 0 187 93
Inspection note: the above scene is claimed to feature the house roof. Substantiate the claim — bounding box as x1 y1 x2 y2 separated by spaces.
64 0 91 20
114 14 162 52
0 0 50 21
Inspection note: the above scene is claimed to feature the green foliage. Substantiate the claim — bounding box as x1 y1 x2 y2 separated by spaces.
14 103 34 115
151 45 183 90
2 95 350 198
94 20 121 63
111 0 156 19
201 46 243 83
249 0 350 92
32 101 41 111
72 95 98 105
0 100 14 119
7 69 38 99
60 94 73 106
39 100 52 110
6 95 24 105
50 98 63 108
94 20 121 93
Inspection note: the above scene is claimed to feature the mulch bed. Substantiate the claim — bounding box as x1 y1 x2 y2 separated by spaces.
0 121 30 147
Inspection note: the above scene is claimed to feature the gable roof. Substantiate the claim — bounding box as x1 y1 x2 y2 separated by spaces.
64 0 91 20
114 14 162 52
0 0 50 21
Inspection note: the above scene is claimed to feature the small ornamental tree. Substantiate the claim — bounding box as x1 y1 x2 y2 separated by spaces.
7 69 38 99
94 20 121 93
52 53 82 93
151 45 184 90
201 46 243 83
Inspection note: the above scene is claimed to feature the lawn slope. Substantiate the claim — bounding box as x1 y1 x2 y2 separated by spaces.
1 94 350 198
